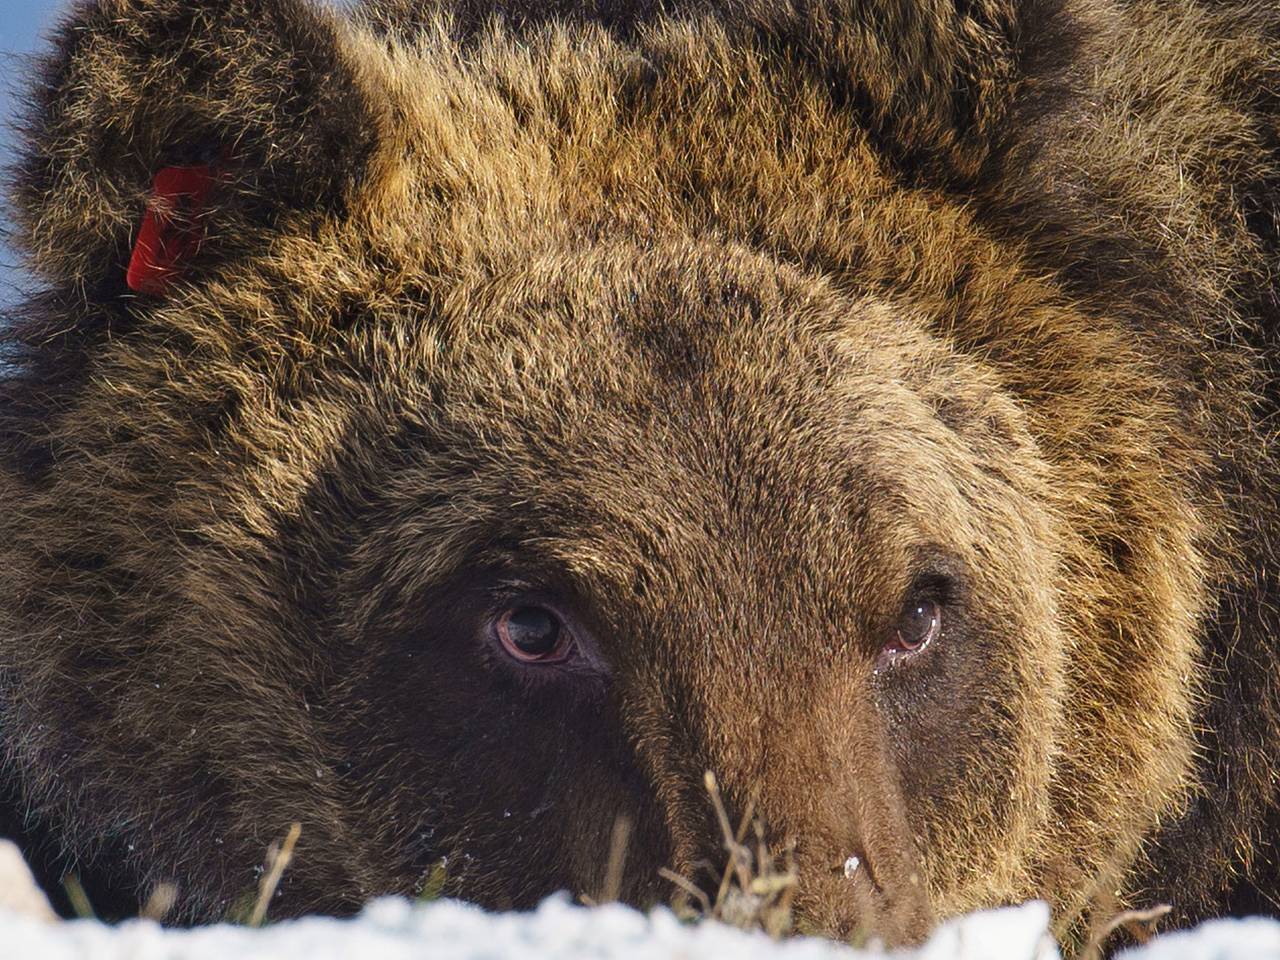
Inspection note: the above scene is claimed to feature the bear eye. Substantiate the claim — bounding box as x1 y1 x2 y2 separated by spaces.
888 598 941 655
495 605 572 663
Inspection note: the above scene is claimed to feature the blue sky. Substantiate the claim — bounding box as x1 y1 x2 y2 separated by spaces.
1 0 64 306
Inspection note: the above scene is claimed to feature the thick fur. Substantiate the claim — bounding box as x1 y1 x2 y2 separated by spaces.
2 0 1279 948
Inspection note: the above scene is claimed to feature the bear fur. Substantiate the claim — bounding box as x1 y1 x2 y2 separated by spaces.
2 0 1280 948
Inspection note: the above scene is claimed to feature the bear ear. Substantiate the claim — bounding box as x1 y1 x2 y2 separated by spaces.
9 0 382 297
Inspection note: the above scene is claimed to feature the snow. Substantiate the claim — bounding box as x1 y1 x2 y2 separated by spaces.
1114 917 1280 960
1 895 1278 960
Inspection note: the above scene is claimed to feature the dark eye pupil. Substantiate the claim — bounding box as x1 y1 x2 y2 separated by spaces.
506 606 561 654
898 599 939 649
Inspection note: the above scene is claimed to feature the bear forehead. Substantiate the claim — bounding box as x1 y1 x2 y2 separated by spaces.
299 260 1038 635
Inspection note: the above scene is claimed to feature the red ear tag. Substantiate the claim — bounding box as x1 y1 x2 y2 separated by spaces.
126 162 224 296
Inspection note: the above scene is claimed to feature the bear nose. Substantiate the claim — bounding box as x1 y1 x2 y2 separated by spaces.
639 750 933 945
644 772 933 945
789 797 934 945
695 695 933 943
781 701 935 945
618 644 933 942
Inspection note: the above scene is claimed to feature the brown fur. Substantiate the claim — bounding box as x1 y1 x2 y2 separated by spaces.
2 0 1279 947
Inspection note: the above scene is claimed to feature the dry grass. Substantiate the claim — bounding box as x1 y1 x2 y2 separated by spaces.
43 805 1176 958
247 822 302 927
61 873 95 920
140 881 178 923
655 771 798 939
1082 902 1171 959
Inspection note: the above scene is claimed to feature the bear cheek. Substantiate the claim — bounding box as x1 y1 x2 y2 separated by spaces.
336 609 659 907
877 600 1058 914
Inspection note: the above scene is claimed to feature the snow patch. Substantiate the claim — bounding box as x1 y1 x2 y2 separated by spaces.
1114 915 1280 959
0 895 1274 959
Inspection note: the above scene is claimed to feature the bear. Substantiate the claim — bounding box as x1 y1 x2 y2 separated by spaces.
2 0 1280 949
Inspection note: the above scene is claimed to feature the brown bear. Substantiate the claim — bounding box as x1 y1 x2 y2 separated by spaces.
2 0 1279 949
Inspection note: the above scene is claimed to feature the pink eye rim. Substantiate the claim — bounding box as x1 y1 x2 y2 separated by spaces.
494 604 574 664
